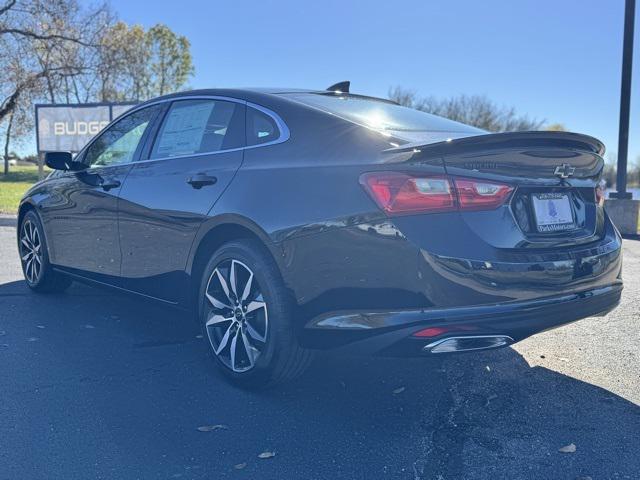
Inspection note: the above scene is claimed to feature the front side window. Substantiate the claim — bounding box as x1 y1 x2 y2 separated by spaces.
150 99 244 159
84 105 160 167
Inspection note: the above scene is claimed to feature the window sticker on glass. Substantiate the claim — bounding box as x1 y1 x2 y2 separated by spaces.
155 102 215 157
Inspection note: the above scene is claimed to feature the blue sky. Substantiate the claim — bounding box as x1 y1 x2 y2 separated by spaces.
109 0 638 164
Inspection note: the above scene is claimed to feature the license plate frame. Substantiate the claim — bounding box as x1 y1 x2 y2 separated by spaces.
531 193 575 233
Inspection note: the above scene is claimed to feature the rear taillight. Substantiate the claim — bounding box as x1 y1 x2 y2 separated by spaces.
360 172 513 215
360 173 456 214
454 178 514 211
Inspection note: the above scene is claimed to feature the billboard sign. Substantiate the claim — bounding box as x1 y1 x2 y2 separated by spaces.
35 103 137 153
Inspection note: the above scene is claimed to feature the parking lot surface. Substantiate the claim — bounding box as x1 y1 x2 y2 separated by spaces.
1 216 638 480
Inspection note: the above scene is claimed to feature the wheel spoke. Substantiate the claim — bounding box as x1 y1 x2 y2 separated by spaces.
26 258 33 282
241 270 253 302
22 251 31 261
245 319 266 343
230 330 239 371
246 300 266 313
206 291 232 310
240 329 256 368
214 323 234 355
229 260 238 297
214 269 232 304
205 313 233 327
21 237 30 249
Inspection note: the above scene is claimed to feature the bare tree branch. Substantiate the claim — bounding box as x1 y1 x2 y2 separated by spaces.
0 0 17 17
389 86 545 132
0 28 95 47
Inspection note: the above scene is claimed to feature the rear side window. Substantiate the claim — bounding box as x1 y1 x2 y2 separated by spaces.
150 99 244 159
246 107 280 146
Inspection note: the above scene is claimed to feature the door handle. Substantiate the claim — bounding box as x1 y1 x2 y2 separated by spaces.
187 173 217 189
101 179 121 191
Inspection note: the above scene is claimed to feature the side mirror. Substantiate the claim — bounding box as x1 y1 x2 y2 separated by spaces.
44 151 84 171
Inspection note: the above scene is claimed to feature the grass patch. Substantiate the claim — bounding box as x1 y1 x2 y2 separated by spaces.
0 165 50 214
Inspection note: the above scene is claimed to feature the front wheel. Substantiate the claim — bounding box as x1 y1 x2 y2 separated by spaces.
198 239 313 388
18 210 72 293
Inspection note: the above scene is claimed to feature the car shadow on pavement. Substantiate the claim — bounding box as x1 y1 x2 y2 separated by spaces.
1 278 639 480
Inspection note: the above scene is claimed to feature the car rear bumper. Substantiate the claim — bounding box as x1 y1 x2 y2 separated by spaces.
300 282 623 356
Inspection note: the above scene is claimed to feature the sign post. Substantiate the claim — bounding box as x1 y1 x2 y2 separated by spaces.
611 0 635 199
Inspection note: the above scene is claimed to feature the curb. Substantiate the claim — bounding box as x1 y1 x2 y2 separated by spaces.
0 214 18 227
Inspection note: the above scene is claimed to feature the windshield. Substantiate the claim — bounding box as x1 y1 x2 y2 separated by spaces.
284 93 484 134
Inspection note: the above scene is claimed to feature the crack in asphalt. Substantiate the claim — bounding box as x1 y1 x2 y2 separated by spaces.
413 363 471 480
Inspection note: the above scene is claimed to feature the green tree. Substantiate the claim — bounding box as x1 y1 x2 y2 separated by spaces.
545 123 567 131
148 24 193 96
94 22 193 101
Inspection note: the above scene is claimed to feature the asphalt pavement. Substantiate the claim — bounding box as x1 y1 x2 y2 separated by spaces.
1 215 638 480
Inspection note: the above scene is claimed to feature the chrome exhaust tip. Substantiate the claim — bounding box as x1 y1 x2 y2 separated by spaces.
423 335 514 354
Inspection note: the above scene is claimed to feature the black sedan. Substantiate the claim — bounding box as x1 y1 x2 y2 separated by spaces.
18 82 623 387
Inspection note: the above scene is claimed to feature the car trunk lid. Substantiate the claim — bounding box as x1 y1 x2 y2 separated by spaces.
385 131 606 249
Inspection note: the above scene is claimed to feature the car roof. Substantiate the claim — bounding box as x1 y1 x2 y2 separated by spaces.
135 88 396 109
136 88 318 104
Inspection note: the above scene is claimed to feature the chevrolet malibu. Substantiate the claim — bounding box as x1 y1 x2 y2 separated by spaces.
18 83 623 388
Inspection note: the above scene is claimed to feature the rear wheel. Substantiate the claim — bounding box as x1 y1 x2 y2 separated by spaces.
19 211 72 293
198 239 313 388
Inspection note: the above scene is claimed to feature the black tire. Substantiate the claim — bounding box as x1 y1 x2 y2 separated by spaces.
18 210 72 293
198 238 313 388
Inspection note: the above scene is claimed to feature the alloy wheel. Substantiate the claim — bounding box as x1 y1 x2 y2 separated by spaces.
20 219 42 284
204 259 268 373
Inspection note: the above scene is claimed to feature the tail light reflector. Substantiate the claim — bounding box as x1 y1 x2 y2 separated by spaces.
360 172 513 215
413 327 449 338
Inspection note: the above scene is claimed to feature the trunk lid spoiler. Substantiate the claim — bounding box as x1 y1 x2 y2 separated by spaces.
383 131 605 181
383 131 604 156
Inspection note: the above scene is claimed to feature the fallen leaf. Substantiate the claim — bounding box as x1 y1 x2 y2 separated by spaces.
234 463 247 470
540 355 545 359
258 451 276 459
197 425 228 432
485 394 498 406
559 443 576 453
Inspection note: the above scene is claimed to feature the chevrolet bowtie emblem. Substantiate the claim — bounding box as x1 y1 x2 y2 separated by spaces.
554 163 576 179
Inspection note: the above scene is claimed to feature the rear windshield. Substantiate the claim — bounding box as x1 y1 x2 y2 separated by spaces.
284 93 482 134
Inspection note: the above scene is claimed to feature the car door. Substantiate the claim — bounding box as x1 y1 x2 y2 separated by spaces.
41 104 162 283
117 97 246 303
